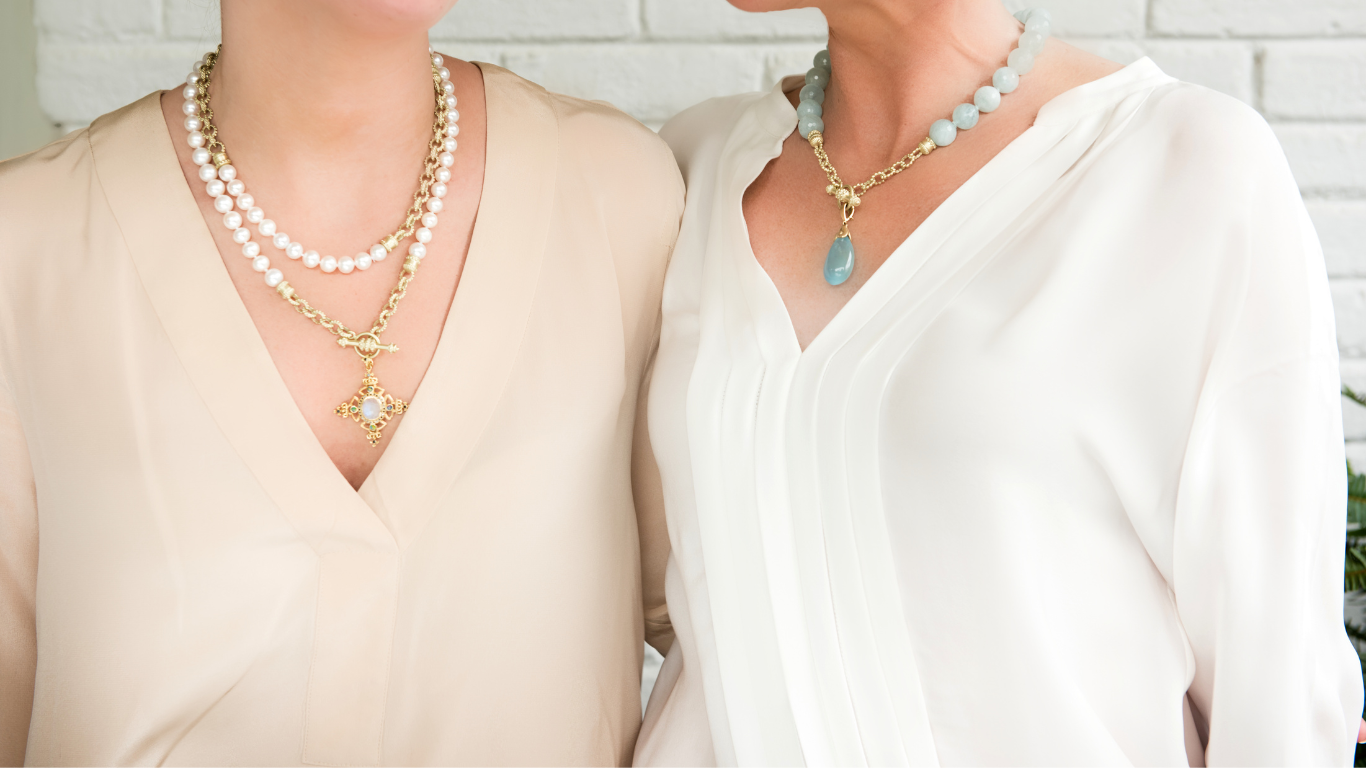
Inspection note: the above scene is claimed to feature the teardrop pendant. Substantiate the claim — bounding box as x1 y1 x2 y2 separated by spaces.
825 234 854 286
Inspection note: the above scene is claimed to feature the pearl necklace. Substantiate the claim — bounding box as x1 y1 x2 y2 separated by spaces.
181 50 460 279
182 46 457 447
800 8 1052 286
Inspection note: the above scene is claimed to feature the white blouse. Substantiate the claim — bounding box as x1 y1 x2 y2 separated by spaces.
636 59 1363 766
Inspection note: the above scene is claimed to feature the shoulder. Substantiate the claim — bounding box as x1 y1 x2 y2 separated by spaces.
545 88 684 209
660 91 774 179
0 129 92 232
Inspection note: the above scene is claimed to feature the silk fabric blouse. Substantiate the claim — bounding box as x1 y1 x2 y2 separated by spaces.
0 63 680 766
637 59 1364 766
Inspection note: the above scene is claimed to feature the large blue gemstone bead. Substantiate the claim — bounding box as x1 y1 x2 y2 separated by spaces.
825 235 854 286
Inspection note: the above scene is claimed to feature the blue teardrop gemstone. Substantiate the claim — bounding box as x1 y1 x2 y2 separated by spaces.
824 235 854 286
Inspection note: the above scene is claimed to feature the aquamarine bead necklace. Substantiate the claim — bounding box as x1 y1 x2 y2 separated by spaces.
801 8 1053 286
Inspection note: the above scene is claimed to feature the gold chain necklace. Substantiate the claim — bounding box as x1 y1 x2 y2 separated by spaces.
798 11 1047 285
190 48 451 446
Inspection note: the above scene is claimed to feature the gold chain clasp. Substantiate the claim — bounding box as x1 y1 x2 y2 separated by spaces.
338 331 399 358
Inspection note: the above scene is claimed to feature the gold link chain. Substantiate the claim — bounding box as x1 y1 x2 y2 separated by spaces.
191 47 448 344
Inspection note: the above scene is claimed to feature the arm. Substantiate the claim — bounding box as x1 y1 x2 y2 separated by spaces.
634 339 674 657
0 383 36 766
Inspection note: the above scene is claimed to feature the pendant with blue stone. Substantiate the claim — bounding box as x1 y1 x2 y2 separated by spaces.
825 229 854 286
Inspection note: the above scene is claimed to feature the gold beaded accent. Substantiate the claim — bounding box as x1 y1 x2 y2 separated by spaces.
807 127 936 241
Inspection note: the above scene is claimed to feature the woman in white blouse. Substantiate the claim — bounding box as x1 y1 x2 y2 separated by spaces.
636 0 1364 764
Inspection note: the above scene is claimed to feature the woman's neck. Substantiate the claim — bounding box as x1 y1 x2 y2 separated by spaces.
213 2 435 183
817 0 1022 168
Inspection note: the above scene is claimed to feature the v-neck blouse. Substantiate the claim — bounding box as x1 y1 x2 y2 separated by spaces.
0 63 681 766
636 59 1363 765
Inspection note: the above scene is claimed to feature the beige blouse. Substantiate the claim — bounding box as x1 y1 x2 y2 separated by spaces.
0 63 680 766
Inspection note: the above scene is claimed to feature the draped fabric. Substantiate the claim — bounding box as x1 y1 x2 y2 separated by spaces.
0 63 681 766
636 59 1363 766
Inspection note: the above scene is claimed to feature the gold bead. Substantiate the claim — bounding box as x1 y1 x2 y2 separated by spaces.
835 187 851 203
212 152 230 168
918 137 936 155
381 235 399 252
849 195 861 207
825 184 836 196
808 131 823 148
275 281 294 300
403 256 420 273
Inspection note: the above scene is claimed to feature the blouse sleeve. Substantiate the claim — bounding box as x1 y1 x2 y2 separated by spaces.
1171 115 1363 763
635 337 674 657
0 380 36 766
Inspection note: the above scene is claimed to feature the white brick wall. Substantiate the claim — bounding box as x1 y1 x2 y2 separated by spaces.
30 0 1366 445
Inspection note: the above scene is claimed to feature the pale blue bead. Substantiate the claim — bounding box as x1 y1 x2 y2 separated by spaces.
824 236 854 286
952 103 979 130
974 85 1001 113
800 83 825 104
797 99 823 119
1013 9 1030 22
798 115 824 138
814 49 832 73
1007 47 1035 75
993 66 1020 94
1019 30 1046 55
1028 8 1052 24
805 67 830 89
1025 14 1051 36
929 118 957 147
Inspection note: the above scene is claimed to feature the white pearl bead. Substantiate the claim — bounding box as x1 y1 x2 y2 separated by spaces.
217 164 237 182
246 206 264 223
258 219 276 236
191 147 211 166
242 241 261 258
264 268 284 287
272 232 290 250
421 212 438 228
438 152 454 167
252 255 271 272
438 66 451 80
409 242 427 259
338 256 356 274
320 255 338 273
415 227 432 243
431 182 448 199
232 226 251 243
356 254 373 270
432 53 444 67
369 244 387 261
197 164 218 182
448 108 460 122
445 123 459 137
442 137 457 153
442 80 454 94
236 193 255 210
186 72 200 85
206 178 226 197
444 95 457 110
184 116 202 132
286 242 304 259
188 131 206 149
214 194 234 213
226 179 245 197
223 211 243 230
436 167 451 183
303 251 321 268
182 100 199 116
426 197 443 213
182 84 198 100
372 246 388 262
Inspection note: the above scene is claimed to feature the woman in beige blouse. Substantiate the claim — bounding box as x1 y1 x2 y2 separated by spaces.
0 0 678 764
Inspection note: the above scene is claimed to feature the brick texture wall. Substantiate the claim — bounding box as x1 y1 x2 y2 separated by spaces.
27 0 1366 709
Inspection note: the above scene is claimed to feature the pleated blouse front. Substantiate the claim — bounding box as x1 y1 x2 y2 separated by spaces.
0 63 681 766
637 60 1363 766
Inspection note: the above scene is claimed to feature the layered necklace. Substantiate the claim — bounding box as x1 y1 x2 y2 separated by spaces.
181 46 459 446
800 8 1052 286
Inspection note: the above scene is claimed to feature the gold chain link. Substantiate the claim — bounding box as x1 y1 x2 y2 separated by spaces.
807 130 937 204
191 47 448 344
